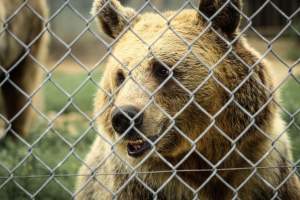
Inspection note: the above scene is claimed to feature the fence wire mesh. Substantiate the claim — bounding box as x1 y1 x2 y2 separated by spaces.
0 0 300 199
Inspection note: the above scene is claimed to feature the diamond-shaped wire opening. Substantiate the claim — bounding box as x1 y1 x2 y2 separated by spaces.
1 0 300 199
72 0 298 198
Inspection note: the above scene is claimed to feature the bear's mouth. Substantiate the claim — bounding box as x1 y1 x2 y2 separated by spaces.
127 135 159 157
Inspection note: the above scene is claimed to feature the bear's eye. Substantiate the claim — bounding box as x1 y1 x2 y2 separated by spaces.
116 71 125 86
153 61 170 80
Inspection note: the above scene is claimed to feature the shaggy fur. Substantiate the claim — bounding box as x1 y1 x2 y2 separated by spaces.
0 0 48 138
76 0 300 199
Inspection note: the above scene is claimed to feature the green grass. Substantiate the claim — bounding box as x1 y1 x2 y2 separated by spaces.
0 122 95 200
287 21 300 60
44 72 100 113
0 72 299 199
287 48 300 61
280 76 300 160
0 71 101 199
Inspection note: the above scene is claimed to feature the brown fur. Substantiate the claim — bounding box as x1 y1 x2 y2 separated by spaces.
0 0 48 138
76 0 300 199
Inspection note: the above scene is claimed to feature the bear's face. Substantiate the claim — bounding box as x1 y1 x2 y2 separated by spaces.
93 0 242 164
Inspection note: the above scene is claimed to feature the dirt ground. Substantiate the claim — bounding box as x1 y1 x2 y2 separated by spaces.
248 38 300 87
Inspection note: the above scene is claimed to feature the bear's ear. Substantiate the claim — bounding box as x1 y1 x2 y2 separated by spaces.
91 0 137 38
199 0 242 36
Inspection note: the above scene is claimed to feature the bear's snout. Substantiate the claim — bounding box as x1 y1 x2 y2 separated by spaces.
111 106 143 139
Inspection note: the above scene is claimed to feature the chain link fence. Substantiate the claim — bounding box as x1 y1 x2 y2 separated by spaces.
0 0 300 199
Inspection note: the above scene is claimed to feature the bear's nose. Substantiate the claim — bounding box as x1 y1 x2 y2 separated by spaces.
111 106 143 136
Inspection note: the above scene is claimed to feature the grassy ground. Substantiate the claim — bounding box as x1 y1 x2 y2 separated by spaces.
0 70 299 199
0 121 95 200
0 72 100 199
281 77 300 160
43 71 100 113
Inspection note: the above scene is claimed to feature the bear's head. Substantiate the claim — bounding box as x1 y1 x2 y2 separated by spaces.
93 0 262 166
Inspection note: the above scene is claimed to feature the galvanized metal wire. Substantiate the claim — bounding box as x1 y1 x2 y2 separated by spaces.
0 0 300 199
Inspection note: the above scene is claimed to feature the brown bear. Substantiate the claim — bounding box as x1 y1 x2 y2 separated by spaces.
76 0 300 199
0 0 48 138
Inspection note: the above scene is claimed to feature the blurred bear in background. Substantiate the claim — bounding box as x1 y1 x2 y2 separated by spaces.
0 0 48 139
